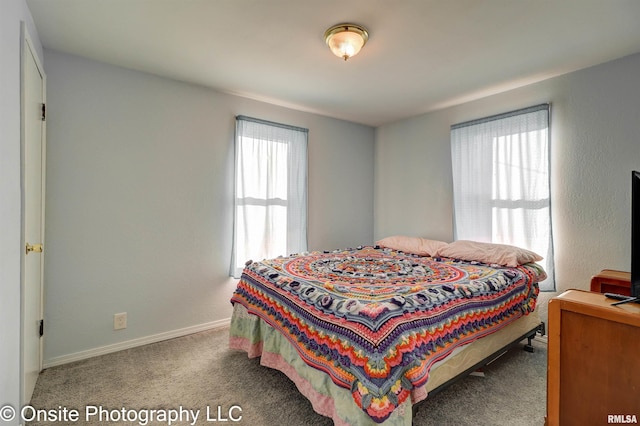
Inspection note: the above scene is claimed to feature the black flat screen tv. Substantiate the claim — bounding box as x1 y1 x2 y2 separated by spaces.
632 170 640 298
607 171 640 305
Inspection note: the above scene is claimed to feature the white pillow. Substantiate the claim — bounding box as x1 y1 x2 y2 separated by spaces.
435 240 542 267
376 236 448 256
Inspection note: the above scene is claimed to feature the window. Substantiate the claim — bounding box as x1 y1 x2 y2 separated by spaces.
231 116 308 278
451 104 555 290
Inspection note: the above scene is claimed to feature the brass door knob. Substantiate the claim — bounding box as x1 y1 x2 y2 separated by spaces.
26 243 43 255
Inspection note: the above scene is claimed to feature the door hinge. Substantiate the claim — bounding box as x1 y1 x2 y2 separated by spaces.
39 319 44 337
41 103 46 121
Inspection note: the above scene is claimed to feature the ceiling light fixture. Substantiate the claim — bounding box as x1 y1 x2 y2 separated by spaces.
324 23 369 61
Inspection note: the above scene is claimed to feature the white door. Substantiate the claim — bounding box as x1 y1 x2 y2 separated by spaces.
22 29 46 404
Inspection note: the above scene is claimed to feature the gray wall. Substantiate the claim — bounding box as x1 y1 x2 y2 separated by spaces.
375 52 640 321
42 50 374 364
1 0 44 415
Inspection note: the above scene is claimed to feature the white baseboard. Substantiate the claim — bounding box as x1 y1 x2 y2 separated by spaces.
43 318 231 369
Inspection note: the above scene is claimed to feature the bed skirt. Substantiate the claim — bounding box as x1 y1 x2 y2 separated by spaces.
229 303 541 425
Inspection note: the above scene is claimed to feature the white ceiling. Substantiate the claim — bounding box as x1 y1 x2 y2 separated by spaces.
26 0 640 127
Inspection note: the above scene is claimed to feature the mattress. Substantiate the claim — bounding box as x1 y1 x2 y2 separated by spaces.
423 307 541 393
229 245 546 424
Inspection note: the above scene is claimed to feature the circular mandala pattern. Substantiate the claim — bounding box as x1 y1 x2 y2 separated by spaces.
282 248 470 299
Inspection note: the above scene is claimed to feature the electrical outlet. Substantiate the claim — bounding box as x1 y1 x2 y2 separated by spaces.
114 312 127 330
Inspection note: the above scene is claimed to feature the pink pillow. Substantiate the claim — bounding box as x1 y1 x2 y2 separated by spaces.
435 240 543 267
376 236 448 257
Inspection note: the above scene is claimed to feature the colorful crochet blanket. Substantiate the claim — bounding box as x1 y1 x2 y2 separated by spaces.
230 246 544 423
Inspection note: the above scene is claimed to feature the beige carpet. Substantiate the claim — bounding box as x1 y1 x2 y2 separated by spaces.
28 327 547 425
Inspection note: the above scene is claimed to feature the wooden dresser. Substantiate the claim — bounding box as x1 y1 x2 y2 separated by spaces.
590 269 631 296
546 290 640 426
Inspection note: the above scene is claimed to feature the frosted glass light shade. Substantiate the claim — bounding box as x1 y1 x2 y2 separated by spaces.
324 24 369 61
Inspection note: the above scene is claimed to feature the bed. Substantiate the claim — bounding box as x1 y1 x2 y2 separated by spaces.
229 239 546 425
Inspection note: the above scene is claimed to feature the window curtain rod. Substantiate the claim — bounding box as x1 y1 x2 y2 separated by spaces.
236 115 309 134
451 103 549 130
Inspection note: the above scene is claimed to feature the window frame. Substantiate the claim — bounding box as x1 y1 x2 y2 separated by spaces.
450 104 555 291
231 116 308 278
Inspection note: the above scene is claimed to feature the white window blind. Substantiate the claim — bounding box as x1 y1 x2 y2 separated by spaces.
451 104 555 291
231 116 308 278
